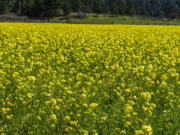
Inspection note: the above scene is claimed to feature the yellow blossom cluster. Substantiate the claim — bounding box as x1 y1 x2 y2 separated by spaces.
0 23 179 135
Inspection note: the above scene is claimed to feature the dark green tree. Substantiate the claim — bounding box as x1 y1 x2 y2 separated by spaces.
164 0 177 17
43 0 61 17
62 1 71 15
93 0 103 13
71 0 84 12
25 0 44 17
126 0 136 15
109 0 119 15
0 0 180 19
0 0 9 13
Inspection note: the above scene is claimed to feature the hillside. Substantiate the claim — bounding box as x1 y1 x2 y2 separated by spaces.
55 13 180 25
1 13 180 25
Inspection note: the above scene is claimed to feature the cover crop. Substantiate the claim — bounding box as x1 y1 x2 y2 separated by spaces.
0 23 180 135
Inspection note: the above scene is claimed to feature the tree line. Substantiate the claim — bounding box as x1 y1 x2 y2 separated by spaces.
0 0 179 18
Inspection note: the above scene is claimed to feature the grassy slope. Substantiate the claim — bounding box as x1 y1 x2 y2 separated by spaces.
51 13 180 25
1 13 180 25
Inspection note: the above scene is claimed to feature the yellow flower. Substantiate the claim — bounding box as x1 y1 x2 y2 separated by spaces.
121 130 126 134
64 115 71 121
45 101 50 105
55 105 60 110
101 116 108 121
142 125 152 135
51 99 57 105
70 120 78 126
125 89 131 93
83 103 88 108
90 103 98 109
1 107 7 114
81 93 87 98
140 92 151 101
125 121 131 127
6 115 13 119
124 104 133 113
65 126 72 132
37 116 41 120
51 124 55 128
27 76 36 83
135 130 144 135
50 114 57 121
27 93 34 99
66 90 73 95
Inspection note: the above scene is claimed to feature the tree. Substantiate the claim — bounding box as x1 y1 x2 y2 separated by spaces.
126 0 136 15
102 1 110 13
93 0 103 13
0 0 9 13
164 0 177 17
109 0 119 15
62 1 71 15
25 0 44 18
117 0 127 15
43 0 61 17
170 12 178 19
11 0 25 16
135 0 148 15
0 0 180 19
71 0 83 12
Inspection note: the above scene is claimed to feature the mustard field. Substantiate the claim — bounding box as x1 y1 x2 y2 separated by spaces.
0 23 180 135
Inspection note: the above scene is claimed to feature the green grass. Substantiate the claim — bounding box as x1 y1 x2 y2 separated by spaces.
51 13 180 25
